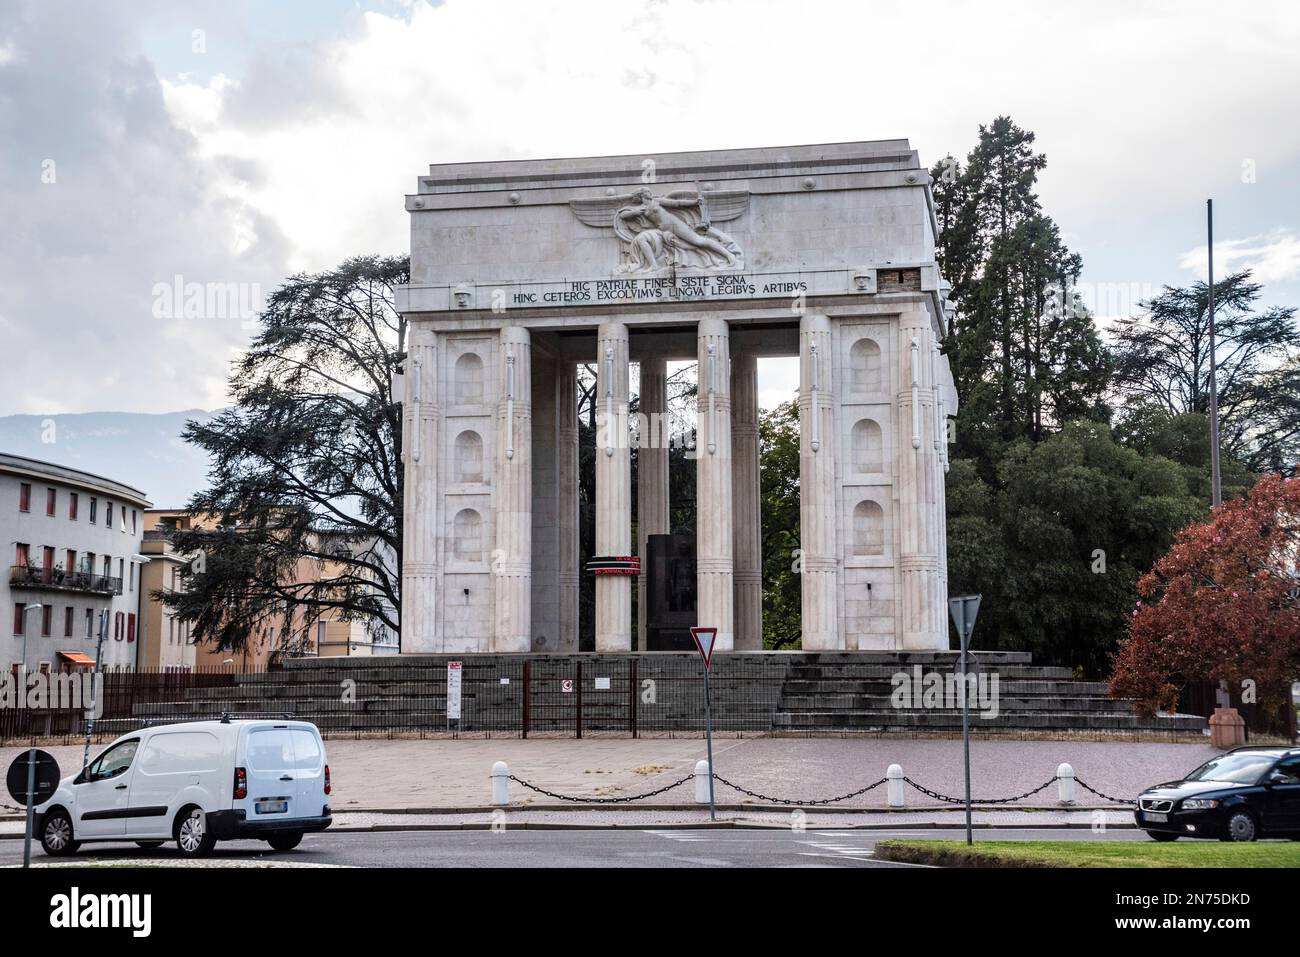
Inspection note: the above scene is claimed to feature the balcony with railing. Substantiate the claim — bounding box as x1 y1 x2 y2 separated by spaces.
8 564 122 596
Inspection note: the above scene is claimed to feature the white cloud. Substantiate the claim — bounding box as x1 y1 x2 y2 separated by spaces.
7 0 1300 416
1178 229 1300 284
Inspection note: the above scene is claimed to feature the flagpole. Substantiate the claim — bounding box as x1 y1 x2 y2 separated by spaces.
1207 199 1222 507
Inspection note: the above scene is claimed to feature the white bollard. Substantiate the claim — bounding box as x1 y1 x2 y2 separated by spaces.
887 763 905 808
694 759 711 804
1057 763 1076 804
491 760 510 806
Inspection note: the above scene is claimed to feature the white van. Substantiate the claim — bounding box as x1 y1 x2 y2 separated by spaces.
35 719 332 858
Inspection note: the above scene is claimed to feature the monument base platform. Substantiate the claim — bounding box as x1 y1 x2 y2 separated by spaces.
124 651 1207 739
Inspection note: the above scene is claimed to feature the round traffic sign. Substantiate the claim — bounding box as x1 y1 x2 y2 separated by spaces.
5 749 61 807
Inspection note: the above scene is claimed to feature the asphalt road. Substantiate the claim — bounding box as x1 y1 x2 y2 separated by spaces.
1 826 1150 868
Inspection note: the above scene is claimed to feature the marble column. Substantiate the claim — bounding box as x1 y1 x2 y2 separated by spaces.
896 309 945 649
492 326 532 652
696 318 734 650
557 362 580 653
637 356 670 651
401 325 442 652
799 313 841 650
730 351 762 649
595 322 632 651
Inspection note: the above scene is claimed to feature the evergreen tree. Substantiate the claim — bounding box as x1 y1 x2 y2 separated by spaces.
932 116 1110 469
1111 271 1300 474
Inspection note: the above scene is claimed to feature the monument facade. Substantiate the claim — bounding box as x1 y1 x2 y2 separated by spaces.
396 140 958 654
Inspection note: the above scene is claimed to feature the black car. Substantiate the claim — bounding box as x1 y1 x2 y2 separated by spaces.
1135 746 1300 841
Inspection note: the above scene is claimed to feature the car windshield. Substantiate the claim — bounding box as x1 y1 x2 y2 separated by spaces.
1183 752 1278 784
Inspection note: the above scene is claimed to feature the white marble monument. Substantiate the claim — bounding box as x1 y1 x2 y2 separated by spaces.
397 140 958 654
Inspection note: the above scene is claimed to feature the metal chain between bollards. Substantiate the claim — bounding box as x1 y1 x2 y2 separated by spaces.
1074 777 1137 805
506 773 695 804
711 774 888 807
903 775 1058 805
501 771 1135 807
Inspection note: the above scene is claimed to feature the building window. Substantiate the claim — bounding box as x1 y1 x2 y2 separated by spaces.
106 502 113 528
84 609 93 638
14 543 29 567
69 492 78 520
127 613 136 643
18 483 31 512
63 606 73 638
41 605 52 637
129 562 135 592
168 617 174 644
65 549 76 576
131 510 137 535
46 488 56 516
12 603 23 636
89 497 97 524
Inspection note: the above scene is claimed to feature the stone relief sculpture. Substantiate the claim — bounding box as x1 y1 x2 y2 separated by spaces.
571 187 747 273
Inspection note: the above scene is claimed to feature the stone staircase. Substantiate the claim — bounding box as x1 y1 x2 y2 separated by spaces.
120 650 1207 738
769 652 1206 734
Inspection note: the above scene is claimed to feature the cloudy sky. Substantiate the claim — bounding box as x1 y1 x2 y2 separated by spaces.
2 0 1298 416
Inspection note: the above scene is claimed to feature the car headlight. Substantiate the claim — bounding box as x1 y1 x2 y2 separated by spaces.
1180 798 1220 810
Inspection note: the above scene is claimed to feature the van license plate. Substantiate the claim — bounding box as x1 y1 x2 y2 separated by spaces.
256 800 288 815
1144 811 1167 823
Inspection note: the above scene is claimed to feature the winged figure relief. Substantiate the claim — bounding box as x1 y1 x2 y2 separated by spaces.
570 187 748 273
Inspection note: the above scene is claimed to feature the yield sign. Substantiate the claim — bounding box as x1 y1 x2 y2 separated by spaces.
948 595 981 650
690 627 718 669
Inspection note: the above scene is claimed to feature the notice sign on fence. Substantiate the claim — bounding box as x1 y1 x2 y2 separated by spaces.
447 660 463 720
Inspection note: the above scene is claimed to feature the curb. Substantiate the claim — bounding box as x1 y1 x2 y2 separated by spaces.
0 820 1140 838
1 802 1130 822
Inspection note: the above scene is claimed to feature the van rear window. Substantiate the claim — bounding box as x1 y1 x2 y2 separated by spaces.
291 729 323 770
246 729 295 772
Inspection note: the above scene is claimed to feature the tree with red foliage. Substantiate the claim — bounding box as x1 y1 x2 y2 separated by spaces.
1110 474 1300 718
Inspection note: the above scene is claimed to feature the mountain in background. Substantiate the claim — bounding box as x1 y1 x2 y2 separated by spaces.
0 409 221 509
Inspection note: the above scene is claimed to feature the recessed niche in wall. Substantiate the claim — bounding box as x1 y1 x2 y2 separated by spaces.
851 418 884 473
454 430 484 483
454 352 485 404
452 508 483 562
852 499 885 556
849 337 883 393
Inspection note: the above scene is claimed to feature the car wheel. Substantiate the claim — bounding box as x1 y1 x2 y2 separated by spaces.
1145 830 1179 842
135 841 165 849
1220 810 1258 842
266 831 303 852
40 810 80 856
174 806 216 858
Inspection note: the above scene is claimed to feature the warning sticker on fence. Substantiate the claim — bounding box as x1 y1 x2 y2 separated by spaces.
561 679 574 693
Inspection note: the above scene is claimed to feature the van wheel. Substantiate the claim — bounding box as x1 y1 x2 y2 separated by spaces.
266 831 303 852
41 810 80 856
174 806 216 858
135 841 165 849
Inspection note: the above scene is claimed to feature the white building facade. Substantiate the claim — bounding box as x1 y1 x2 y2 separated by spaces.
2 453 150 671
397 141 958 654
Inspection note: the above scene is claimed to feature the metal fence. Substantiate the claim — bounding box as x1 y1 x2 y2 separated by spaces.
0 656 791 744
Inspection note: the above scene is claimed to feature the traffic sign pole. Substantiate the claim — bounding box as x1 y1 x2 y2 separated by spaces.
690 627 719 822
948 595 981 848
703 668 715 821
8 749 60 868
23 748 35 868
